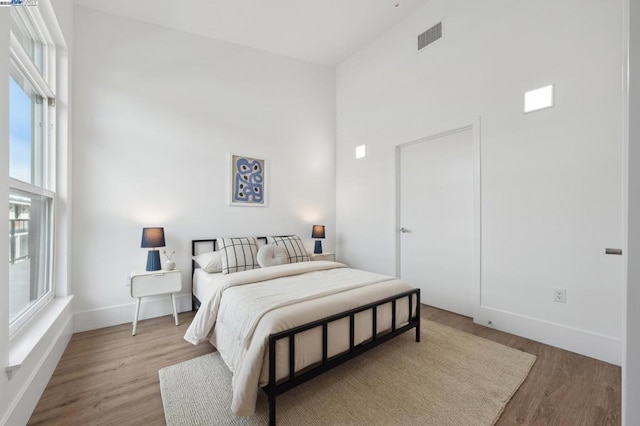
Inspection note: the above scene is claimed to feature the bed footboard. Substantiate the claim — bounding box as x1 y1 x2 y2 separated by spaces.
263 288 421 426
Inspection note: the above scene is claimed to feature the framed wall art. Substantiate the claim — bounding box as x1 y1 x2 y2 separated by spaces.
229 154 267 207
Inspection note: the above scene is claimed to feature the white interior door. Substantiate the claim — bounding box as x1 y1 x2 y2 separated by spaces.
399 128 474 317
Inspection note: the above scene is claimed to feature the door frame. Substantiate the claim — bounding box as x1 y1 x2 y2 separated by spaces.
395 117 482 319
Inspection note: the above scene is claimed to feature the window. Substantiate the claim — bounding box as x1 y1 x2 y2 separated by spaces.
9 189 52 323
9 5 47 74
9 71 46 186
524 84 554 113
8 5 56 334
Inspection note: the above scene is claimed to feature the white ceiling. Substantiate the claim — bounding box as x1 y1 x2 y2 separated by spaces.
72 0 430 67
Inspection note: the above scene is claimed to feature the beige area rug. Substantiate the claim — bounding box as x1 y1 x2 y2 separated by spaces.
159 320 536 425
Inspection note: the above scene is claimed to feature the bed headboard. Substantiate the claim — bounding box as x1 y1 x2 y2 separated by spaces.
192 239 217 274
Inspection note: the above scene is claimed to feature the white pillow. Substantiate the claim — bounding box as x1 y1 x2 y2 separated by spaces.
218 237 260 274
268 235 309 263
257 244 289 268
192 251 223 273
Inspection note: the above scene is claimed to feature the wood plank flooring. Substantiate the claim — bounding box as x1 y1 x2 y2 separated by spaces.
29 306 621 425
426 307 621 425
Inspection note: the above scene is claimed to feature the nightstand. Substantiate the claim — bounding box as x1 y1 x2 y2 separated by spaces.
130 269 181 336
310 253 335 262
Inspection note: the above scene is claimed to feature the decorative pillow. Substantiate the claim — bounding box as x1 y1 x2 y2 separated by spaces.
268 235 309 263
192 251 223 273
257 244 289 268
218 237 260 274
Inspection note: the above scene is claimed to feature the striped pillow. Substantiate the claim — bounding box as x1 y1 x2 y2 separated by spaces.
218 237 259 274
269 235 309 263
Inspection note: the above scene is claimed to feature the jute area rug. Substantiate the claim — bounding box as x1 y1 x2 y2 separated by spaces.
159 320 536 425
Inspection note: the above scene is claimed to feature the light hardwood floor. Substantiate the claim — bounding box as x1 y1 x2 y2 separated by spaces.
29 306 620 425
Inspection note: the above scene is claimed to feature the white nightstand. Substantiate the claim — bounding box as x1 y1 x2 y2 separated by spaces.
130 269 182 336
310 253 335 262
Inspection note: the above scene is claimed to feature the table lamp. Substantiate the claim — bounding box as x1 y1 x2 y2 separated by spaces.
312 225 325 254
141 227 166 271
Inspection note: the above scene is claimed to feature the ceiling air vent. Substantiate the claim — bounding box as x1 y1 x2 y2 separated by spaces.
418 22 442 51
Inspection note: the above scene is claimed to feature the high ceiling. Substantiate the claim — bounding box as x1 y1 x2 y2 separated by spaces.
73 0 430 67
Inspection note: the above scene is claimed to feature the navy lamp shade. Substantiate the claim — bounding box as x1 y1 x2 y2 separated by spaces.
312 225 325 254
141 227 166 271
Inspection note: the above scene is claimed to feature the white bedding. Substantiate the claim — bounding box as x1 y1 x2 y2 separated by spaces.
192 268 222 304
184 261 416 416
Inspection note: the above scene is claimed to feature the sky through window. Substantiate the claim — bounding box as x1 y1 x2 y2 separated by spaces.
9 76 32 183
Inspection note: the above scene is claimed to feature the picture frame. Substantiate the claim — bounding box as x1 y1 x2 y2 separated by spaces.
229 153 268 207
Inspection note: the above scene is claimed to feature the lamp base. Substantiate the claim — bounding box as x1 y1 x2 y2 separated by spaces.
146 250 161 271
314 240 323 254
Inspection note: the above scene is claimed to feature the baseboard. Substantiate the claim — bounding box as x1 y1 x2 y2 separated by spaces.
73 293 193 333
474 306 621 365
3 310 73 426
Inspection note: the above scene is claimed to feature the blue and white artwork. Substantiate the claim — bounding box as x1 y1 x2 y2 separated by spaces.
231 154 266 206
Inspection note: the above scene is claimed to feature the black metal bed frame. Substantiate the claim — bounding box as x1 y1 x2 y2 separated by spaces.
191 237 270 310
191 239 421 426
191 238 217 310
263 288 420 425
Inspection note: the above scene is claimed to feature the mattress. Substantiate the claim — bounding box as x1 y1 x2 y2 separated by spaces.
192 268 222 304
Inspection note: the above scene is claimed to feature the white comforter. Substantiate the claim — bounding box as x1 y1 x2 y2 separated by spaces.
184 261 415 416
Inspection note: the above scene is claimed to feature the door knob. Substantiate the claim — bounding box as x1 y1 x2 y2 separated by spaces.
400 227 411 233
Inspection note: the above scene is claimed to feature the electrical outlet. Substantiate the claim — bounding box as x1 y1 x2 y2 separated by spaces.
554 288 566 303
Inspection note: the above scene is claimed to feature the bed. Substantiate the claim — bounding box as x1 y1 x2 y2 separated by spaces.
185 237 421 425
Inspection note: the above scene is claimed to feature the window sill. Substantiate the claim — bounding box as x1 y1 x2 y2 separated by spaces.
6 295 73 380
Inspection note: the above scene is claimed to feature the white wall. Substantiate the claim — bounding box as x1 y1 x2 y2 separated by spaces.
336 0 624 364
71 7 337 332
625 0 640 422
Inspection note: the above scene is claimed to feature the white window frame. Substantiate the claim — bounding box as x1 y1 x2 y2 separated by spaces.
8 4 57 338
